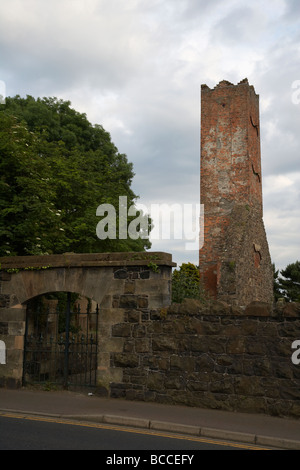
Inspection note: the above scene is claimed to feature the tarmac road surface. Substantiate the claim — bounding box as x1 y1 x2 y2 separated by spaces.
0 388 299 450
0 413 271 451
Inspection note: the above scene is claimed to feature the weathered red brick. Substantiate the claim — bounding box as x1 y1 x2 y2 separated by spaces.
199 79 273 307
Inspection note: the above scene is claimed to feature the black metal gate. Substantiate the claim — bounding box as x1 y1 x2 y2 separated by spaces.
23 293 99 389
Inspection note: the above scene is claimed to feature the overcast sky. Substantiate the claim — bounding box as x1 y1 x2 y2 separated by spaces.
0 0 299 271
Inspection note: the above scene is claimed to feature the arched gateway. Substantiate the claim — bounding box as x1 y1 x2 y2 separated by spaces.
0 252 175 390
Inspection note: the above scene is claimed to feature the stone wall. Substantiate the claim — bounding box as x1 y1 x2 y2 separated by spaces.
0 305 26 388
0 252 175 388
108 299 300 419
217 204 273 306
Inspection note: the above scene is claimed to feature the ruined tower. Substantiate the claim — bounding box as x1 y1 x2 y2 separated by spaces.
199 78 273 306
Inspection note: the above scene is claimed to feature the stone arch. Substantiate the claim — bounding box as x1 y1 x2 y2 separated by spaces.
23 289 99 389
6 266 114 308
0 252 175 389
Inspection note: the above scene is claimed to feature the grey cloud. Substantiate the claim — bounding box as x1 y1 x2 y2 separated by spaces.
0 0 155 96
283 0 300 19
253 40 300 177
211 6 265 46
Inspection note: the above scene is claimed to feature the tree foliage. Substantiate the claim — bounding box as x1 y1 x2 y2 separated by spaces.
273 263 283 302
172 262 206 303
0 96 151 256
276 261 300 302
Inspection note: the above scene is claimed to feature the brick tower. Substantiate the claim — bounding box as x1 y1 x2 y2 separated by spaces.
199 79 273 306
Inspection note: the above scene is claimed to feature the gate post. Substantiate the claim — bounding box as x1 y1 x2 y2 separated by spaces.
0 304 26 388
96 255 176 395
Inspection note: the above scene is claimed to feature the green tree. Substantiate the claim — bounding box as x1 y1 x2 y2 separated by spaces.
0 113 67 255
172 263 206 303
0 96 151 256
279 261 300 302
273 263 282 302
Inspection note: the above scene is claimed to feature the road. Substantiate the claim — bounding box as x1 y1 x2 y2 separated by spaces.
0 413 270 452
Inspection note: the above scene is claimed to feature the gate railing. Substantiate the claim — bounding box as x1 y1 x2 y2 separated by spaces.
23 293 99 389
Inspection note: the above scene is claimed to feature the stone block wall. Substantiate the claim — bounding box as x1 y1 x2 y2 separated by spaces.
97 265 172 391
108 299 300 418
0 252 175 389
0 305 26 388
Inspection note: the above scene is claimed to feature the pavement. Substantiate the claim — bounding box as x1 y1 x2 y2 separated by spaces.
0 387 300 450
